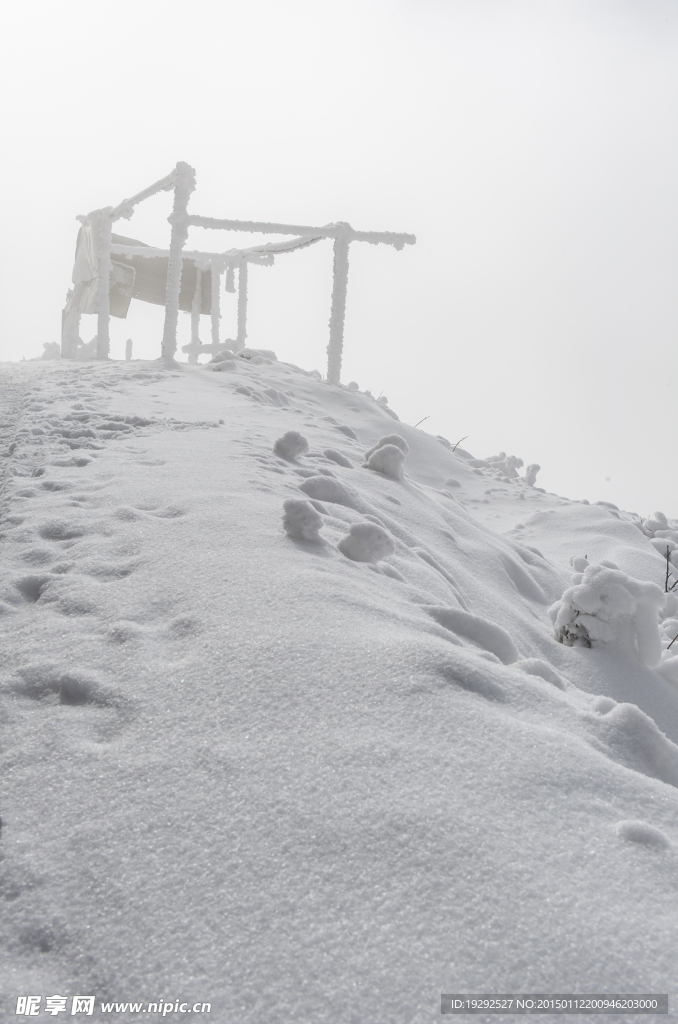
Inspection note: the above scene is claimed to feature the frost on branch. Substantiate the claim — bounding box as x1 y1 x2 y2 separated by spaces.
549 564 664 666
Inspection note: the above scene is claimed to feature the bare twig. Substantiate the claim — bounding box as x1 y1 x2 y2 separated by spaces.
668 633 678 651
451 435 468 453
413 416 430 429
665 546 678 593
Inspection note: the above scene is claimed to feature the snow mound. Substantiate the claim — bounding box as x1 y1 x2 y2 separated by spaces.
364 433 409 459
282 499 323 542
365 443 406 480
273 430 309 459
298 475 365 511
515 658 567 690
524 463 540 486
337 522 395 563
615 820 671 848
549 564 665 665
426 606 519 664
323 448 352 468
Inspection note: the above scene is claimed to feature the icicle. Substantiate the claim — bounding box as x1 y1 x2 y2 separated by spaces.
161 162 196 364
225 266 236 293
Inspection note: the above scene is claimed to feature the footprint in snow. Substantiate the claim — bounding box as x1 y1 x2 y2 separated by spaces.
12 663 119 710
38 519 88 541
615 820 671 849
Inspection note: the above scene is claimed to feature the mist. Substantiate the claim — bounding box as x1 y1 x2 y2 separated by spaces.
2 0 677 514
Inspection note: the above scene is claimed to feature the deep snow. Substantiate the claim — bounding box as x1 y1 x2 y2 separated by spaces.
1 351 678 1023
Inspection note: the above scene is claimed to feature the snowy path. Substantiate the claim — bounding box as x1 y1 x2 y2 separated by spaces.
1 356 678 1022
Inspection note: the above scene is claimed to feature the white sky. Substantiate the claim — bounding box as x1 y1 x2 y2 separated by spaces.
1 0 677 516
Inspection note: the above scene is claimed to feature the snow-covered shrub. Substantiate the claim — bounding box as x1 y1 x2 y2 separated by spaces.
524 463 540 486
30 342 61 361
484 453 523 477
274 431 309 460
641 510 669 537
239 347 277 362
549 564 664 666
282 499 323 542
338 522 395 563
569 554 589 573
364 434 409 460
365 444 406 480
498 455 523 478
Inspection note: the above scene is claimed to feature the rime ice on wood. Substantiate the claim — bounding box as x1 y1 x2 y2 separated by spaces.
61 164 414 376
161 162 196 364
184 216 415 382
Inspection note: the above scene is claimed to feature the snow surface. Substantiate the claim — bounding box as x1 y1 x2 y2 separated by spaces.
2 353 678 1023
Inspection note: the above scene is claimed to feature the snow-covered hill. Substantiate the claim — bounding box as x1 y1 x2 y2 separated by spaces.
2 351 678 1023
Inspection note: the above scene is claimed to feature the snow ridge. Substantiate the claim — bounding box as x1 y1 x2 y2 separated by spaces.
2 353 678 1021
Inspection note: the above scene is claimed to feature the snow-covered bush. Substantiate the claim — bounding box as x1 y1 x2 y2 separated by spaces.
363 434 408 480
365 444 406 480
338 522 395 563
483 452 523 478
524 463 540 486
274 431 309 460
484 450 539 485
364 434 409 460
282 499 323 542
549 564 664 666
30 342 61 361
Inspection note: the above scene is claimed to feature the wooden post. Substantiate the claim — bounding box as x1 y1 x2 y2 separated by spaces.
161 162 196 364
236 260 248 351
210 262 221 351
96 208 113 359
188 267 202 364
327 231 350 384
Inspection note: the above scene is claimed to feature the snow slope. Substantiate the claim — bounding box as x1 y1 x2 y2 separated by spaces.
1 352 678 1023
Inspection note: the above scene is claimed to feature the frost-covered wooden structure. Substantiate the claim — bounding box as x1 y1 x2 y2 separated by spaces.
61 162 415 382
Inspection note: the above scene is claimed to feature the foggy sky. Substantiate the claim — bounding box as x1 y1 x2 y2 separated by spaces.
1 0 677 516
